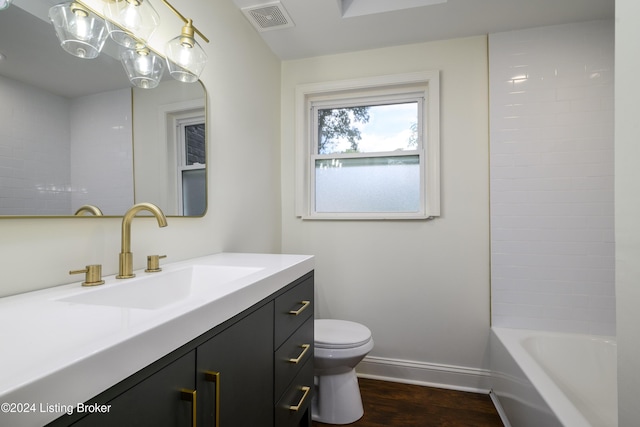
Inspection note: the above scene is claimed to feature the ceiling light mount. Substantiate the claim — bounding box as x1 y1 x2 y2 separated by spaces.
161 0 209 44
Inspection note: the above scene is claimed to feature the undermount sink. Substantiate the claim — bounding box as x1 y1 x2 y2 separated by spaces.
57 265 263 310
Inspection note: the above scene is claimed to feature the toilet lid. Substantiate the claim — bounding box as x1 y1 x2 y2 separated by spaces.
315 319 372 349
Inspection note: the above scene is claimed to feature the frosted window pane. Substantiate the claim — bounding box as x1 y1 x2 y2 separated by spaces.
182 169 206 216
315 156 420 213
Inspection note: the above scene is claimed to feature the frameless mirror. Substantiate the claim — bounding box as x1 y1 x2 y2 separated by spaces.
0 0 207 217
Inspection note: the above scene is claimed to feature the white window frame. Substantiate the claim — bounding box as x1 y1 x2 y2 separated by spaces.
295 71 440 220
176 115 206 215
157 99 205 216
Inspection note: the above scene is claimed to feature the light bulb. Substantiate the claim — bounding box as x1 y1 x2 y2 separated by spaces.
134 52 152 76
176 45 194 68
104 0 159 45
121 3 143 29
74 14 91 41
120 44 165 89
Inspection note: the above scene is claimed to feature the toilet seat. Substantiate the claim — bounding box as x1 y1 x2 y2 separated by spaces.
315 319 372 349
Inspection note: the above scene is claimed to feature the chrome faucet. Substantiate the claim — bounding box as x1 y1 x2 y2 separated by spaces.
117 203 168 279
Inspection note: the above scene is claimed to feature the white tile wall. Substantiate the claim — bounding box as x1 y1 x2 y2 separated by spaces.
0 75 71 215
489 20 615 335
0 74 133 216
70 89 133 216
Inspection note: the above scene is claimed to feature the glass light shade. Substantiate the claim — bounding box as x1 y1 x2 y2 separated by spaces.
104 0 160 47
165 36 207 83
120 46 165 89
0 0 13 11
49 3 109 59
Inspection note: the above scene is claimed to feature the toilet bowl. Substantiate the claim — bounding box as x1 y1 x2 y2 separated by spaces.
312 319 374 425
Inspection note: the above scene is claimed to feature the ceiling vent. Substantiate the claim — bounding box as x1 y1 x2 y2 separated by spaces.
242 2 294 32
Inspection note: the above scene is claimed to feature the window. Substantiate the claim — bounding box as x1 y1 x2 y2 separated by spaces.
295 72 440 219
177 116 206 216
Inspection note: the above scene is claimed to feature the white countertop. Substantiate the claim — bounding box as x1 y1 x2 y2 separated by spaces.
0 252 314 427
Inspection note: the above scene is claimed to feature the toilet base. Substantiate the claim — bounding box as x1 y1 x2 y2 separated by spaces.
311 369 364 425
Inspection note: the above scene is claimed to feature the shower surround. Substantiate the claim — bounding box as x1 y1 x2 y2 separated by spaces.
489 20 615 336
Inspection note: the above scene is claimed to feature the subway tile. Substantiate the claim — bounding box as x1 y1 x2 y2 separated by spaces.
489 20 614 334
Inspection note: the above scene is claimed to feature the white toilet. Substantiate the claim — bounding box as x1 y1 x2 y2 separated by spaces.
312 319 374 425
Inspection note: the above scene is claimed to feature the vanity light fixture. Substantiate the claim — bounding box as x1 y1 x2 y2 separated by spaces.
162 0 209 83
120 43 165 89
47 0 206 87
49 2 109 59
103 0 160 48
0 0 13 11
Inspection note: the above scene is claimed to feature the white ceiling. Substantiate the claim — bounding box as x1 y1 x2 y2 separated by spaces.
233 0 615 60
0 0 614 98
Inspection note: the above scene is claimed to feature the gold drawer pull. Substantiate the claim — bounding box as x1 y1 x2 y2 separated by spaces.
288 386 311 412
289 300 310 316
180 389 197 427
288 344 310 364
204 371 220 427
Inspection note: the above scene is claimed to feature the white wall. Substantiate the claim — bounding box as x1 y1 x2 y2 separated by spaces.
615 0 640 423
489 20 615 335
281 36 491 390
0 0 282 297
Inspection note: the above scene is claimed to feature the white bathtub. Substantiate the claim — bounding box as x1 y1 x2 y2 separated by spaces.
490 327 617 427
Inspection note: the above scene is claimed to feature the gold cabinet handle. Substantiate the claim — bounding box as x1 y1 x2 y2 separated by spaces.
180 389 197 427
288 344 310 364
288 300 310 316
204 371 220 427
288 386 311 412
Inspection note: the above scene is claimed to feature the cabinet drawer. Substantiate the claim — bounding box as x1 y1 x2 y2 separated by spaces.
275 276 314 348
274 359 314 427
275 316 313 400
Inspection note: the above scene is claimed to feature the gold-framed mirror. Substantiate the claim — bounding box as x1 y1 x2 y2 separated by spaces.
0 0 207 217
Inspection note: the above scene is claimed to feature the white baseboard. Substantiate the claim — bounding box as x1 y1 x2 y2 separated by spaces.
356 355 493 394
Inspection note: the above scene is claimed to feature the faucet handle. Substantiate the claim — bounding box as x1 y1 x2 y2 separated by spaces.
145 255 167 273
70 264 105 287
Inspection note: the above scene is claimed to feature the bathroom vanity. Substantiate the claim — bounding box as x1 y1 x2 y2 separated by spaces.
0 253 314 427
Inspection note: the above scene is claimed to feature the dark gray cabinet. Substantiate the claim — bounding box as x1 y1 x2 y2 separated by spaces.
197 302 274 427
48 271 314 427
71 350 196 427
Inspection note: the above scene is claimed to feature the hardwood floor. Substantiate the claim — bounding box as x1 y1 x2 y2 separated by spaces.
312 378 504 427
